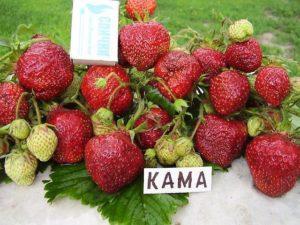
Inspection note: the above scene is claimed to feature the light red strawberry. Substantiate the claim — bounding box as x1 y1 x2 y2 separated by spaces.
209 70 250 115
225 38 262 73
154 50 203 101
255 66 290 106
47 107 93 164
81 65 133 115
0 82 29 125
194 114 248 168
246 134 299 197
119 21 170 71
126 0 157 21
134 107 171 149
85 131 144 193
16 40 73 101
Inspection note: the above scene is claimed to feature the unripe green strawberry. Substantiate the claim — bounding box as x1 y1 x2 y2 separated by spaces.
247 116 265 137
0 138 9 156
27 124 58 162
60 73 81 99
144 148 158 168
174 137 194 157
91 108 117 136
176 153 203 168
9 119 31 140
5 149 38 186
155 136 178 165
228 19 253 42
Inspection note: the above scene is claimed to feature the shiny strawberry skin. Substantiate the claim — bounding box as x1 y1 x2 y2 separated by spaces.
255 66 290 106
246 134 299 197
0 82 29 125
210 70 250 115
81 65 133 115
154 51 203 101
192 48 225 81
119 21 170 71
126 0 157 20
16 41 73 101
47 108 93 164
134 107 171 149
85 131 144 193
225 38 262 73
194 114 248 168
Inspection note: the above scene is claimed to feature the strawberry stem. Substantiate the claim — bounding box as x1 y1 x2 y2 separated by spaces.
32 97 42 124
190 104 204 139
73 99 89 115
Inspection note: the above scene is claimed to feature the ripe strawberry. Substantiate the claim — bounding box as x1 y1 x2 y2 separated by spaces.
81 65 133 115
246 134 299 197
0 82 29 125
126 0 157 20
255 66 290 106
134 107 171 149
27 124 58 162
194 114 248 168
47 108 93 164
119 21 170 71
192 48 225 81
85 131 144 193
225 38 262 73
209 70 250 115
154 51 202 101
16 40 73 101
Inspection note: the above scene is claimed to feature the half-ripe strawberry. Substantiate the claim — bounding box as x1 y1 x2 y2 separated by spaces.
126 0 157 21
209 70 250 115
81 65 133 115
225 38 262 73
255 66 290 106
119 21 170 71
154 50 203 101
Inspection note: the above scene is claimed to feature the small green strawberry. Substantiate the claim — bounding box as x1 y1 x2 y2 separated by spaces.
27 124 58 162
9 119 31 140
60 73 81 99
228 19 253 42
155 135 179 165
247 116 265 137
144 148 158 168
5 148 38 186
91 108 117 136
174 137 194 157
176 153 203 168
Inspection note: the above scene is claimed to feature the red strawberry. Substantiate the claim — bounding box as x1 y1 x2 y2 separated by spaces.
126 0 157 21
0 82 29 125
225 38 262 73
85 131 144 193
47 108 93 164
210 70 250 115
255 66 290 106
194 114 247 168
16 40 73 101
120 21 170 71
154 51 202 101
134 107 171 149
246 134 299 197
192 48 225 81
81 65 133 115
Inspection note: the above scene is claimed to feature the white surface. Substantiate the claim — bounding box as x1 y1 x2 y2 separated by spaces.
0 158 299 225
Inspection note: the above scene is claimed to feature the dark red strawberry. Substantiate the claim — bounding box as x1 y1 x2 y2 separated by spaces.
210 70 250 115
255 66 290 106
194 114 247 168
154 50 203 101
16 40 73 101
85 131 144 193
134 107 171 149
225 38 262 73
246 134 299 197
47 108 93 164
192 47 225 81
81 65 133 115
0 82 29 125
119 21 170 71
126 0 157 21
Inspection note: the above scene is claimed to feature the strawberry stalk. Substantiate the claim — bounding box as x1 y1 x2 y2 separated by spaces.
126 87 145 130
31 97 42 124
190 104 204 139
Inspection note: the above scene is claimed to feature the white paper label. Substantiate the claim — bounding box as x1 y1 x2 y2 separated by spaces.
143 167 212 194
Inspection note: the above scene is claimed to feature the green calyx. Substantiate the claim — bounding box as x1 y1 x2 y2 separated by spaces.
155 136 179 166
247 116 265 137
174 137 194 157
228 19 253 42
144 148 158 168
176 153 203 168
95 78 107 89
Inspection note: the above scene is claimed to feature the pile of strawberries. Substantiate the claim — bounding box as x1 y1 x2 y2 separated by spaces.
0 0 299 198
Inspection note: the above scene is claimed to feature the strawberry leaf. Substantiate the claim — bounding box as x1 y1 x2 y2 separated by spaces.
44 163 189 225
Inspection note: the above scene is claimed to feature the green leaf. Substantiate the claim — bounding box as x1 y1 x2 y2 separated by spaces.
204 162 228 173
44 163 189 225
174 99 189 112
